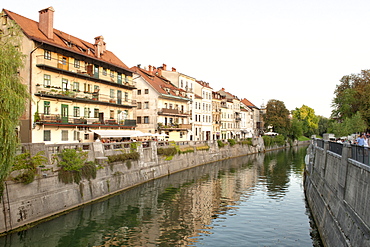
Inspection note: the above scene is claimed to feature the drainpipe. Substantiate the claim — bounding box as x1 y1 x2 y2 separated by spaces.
29 43 43 143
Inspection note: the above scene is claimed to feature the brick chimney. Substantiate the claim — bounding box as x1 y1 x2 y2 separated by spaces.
94 36 106 58
39 7 55 39
148 65 153 74
172 67 176 72
162 63 167 71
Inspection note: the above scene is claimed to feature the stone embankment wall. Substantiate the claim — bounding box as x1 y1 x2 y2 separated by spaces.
0 138 267 234
305 139 370 247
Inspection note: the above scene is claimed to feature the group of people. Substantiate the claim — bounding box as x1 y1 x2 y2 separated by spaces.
354 134 370 147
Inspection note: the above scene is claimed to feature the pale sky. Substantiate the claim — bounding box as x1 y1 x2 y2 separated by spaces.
3 0 370 117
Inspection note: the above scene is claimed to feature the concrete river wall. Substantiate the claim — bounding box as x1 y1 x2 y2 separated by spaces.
305 139 370 247
1 138 277 234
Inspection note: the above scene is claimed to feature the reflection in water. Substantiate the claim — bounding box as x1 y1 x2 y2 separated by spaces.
0 145 322 246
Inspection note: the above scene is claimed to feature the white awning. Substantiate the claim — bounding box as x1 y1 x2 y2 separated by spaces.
92 130 146 138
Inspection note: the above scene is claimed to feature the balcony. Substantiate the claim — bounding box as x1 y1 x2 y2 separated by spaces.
235 117 242 121
35 113 136 128
157 123 191 130
35 86 135 108
157 108 190 116
35 56 136 89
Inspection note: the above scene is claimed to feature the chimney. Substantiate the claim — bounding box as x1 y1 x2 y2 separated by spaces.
39 7 55 39
157 68 162 77
148 65 153 74
221 88 225 91
163 63 167 71
94 36 106 58
172 67 176 72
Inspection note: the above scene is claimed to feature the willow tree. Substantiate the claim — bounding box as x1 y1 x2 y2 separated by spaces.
0 20 29 190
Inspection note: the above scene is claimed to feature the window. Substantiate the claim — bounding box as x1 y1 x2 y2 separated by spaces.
125 92 128 102
110 89 114 98
181 80 183 88
73 82 80 91
44 130 51 141
137 89 141 95
73 106 80 117
44 101 50 115
144 89 149 94
44 50 51 60
74 59 80 68
110 110 114 119
62 78 68 91
84 134 89 140
94 108 99 118
110 70 114 78
144 116 149 124
102 68 107 76
84 107 90 118
61 130 68 141
144 101 149 109
137 116 142 124
73 130 80 141
43 74 51 87
137 102 142 109
117 73 122 84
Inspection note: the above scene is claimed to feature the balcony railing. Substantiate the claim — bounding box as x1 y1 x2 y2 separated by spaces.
157 108 190 116
36 56 136 88
35 113 136 127
157 123 191 130
35 86 135 106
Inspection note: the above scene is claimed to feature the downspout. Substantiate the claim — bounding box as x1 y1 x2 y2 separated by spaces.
28 42 43 143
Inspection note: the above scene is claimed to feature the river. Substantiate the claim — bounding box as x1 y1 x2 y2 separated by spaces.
0 145 322 246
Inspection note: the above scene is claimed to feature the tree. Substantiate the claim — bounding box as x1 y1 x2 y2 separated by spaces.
332 70 370 125
292 105 319 137
0 20 29 191
328 112 367 137
264 99 290 136
317 116 329 137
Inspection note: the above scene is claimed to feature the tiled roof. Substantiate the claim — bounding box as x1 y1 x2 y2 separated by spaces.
196 80 213 89
241 98 258 109
3 8 131 72
131 66 189 101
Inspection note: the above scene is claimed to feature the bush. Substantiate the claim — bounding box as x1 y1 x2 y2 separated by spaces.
227 139 236 146
217 140 225 148
56 148 97 184
107 152 140 163
157 147 178 156
11 151 47 184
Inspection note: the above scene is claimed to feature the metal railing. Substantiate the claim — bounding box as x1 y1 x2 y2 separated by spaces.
350 145 370 165
328 141 343 155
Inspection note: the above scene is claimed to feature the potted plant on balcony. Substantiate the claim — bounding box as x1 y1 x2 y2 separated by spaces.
34 111 41 122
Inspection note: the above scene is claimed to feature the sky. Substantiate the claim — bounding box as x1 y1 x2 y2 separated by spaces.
3 0 370 118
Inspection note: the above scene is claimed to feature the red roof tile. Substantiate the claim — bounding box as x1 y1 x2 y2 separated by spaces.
3 8 131 72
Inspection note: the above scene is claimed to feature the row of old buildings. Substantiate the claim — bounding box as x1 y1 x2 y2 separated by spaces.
1 7 265 143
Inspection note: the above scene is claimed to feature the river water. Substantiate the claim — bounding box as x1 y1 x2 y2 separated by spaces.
0 145 322 247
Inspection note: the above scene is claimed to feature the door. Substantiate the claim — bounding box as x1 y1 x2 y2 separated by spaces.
94 65 99 78
99 112 104 124
61 104 69 123
57 55 69 70
117 90 122 104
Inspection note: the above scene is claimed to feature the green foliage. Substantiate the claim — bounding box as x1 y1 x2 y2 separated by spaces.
264 99 290 136
217 140 225 148
178 147 195 154
0 20 29 190
196 145 210 151
238 138 253 146
317 116 329 137
328 111 367 137
130 142 140 152
227 139 236 146
263 135 286 147
11 151 47 184
157 147 178 156
292 105 319 137
107 152 140 163
298 136 310 141
332 70 370 126
57 148 97 184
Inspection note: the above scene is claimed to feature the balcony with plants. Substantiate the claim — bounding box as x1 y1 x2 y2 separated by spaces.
35 55 136 89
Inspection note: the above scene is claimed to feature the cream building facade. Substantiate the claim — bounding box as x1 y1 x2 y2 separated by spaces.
2 7 137 143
